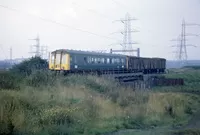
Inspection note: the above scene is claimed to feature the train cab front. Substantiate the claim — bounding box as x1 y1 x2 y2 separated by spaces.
49 50 70 72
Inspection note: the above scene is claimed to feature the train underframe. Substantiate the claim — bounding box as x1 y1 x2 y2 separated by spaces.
52 68 165 76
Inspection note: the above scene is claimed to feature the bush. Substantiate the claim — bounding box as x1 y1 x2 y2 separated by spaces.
172 129 200 135
25 70 57 87
10 56 48 77
0 56 51 89
0 71 20 90
62 75 119 93
0 85 101 135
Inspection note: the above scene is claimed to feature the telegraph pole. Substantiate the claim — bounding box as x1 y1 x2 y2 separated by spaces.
10 47 12 64
112 13 139 56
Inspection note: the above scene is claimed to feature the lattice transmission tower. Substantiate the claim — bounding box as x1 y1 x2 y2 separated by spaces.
29 34 41 57
40 45 48 59
111 13 139 56
29 34 48 59
171 19 199 66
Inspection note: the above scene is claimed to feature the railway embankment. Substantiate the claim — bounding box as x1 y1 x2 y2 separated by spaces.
0 57 200 135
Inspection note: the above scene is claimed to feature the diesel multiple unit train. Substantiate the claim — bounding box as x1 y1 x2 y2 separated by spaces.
49 49 166 75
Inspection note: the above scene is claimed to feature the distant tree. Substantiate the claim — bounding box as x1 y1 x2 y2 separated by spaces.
10 56 48 76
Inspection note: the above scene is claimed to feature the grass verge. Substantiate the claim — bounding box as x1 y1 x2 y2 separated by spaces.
1 72 200 135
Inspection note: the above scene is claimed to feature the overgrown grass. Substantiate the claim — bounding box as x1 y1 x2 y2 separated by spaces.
0 71 21 90
1 59 200 135
166 69 200 84
1 70 200 135
172 129 200 135
152 68 200 93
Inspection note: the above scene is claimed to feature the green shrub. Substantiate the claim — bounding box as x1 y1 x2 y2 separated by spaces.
172 129 200 135
1 67 200 135
62 75 118 93
183 66 200 70
0 71 21 90
0 86 101 135
25 70 57 87
10 56 48 77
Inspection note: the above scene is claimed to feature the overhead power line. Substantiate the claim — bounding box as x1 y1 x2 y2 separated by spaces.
112 0 128 9
72 2 114 21
111 0 133 13
0 4 119 42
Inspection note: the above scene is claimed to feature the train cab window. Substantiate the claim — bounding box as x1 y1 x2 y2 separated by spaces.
62 54 66 64
70 57 72 62
56 53 61 64
51 53 55 63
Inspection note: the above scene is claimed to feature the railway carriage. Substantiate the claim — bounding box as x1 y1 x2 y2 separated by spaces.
49 49 127 74
49 49 166 74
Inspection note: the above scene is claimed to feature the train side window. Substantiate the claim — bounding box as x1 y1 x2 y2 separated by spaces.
97 58 101 63
94 58 97 63
116 58 120 64
112 58 115 64
116 58 118 64
91 57 94 63
84 57 87 63
87 57 91 63
74 56 77 64
121 59 125 64
90 57 92 63
101 58 105 63
107 58 110 64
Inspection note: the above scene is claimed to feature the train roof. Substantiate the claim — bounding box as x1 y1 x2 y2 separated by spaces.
52 49 127 57
51 49 166 60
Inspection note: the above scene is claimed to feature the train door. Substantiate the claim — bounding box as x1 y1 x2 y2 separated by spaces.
61 53 70 70
49 52 55 70
54 52 61 70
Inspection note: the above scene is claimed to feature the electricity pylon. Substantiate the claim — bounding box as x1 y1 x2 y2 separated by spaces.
112 13 139 56
171 19 199 66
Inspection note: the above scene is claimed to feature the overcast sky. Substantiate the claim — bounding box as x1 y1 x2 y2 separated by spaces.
0 0 200 60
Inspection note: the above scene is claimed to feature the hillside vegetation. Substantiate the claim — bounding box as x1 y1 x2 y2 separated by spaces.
0 57 200 135
152 68 200 93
